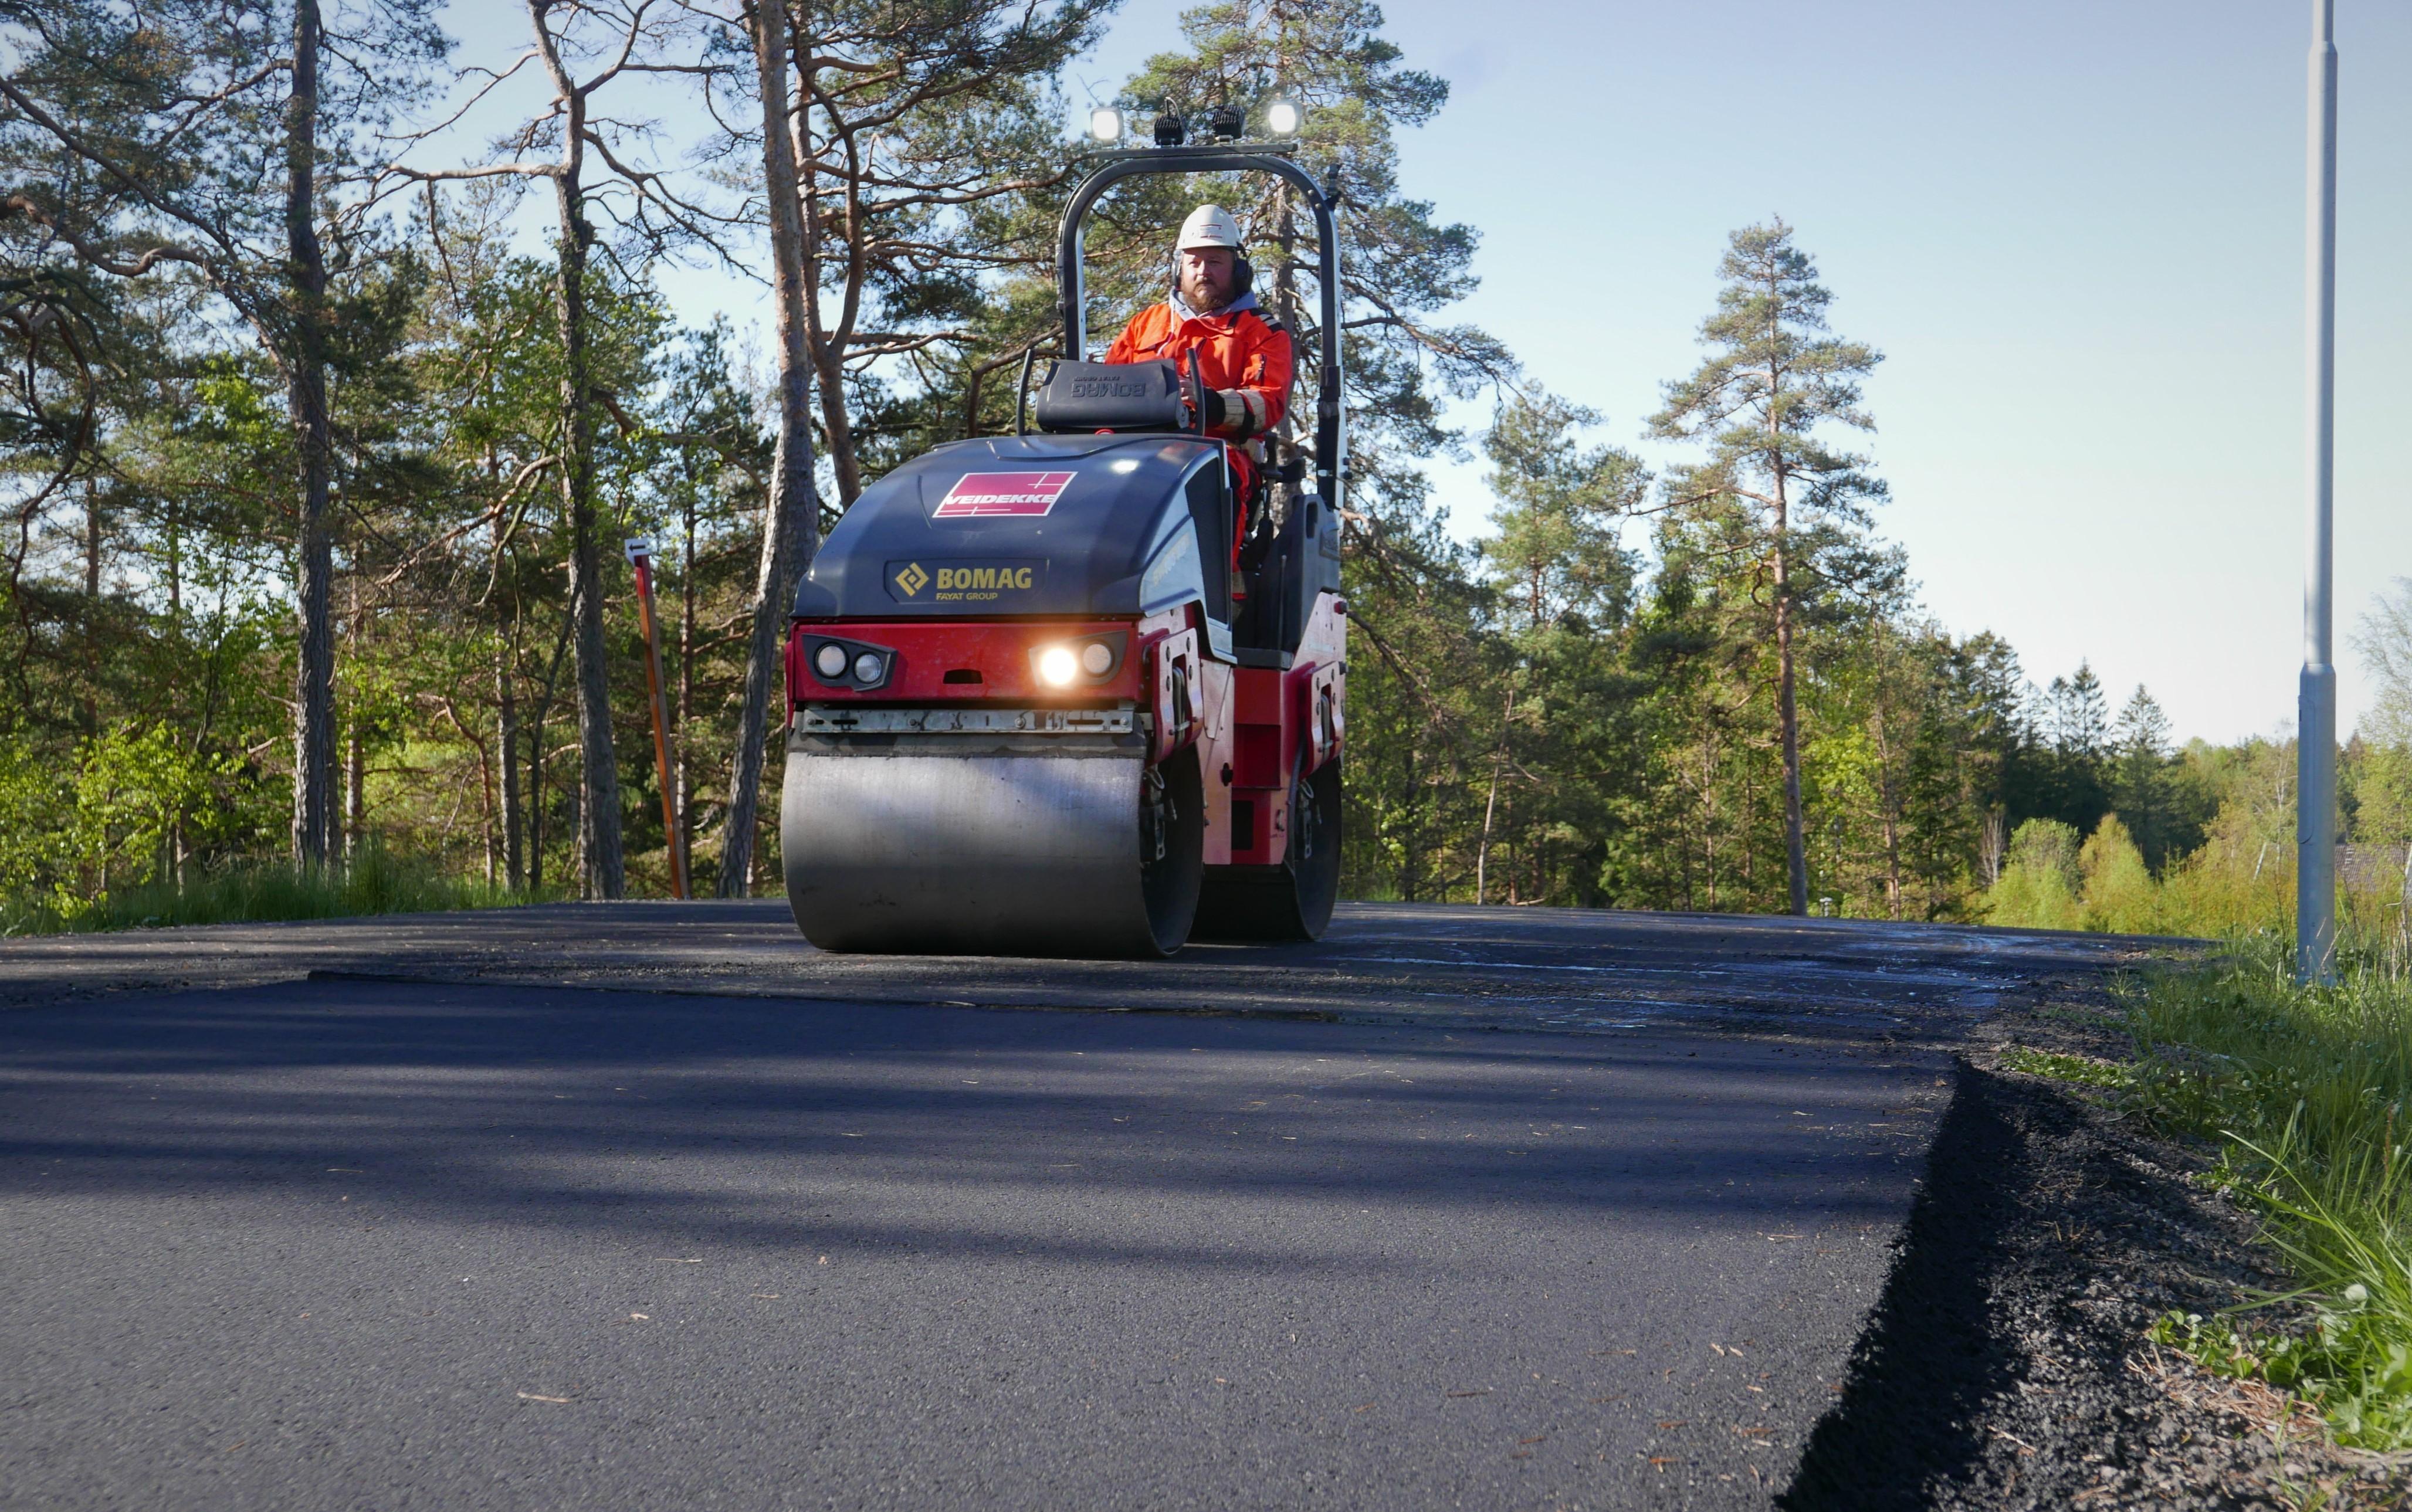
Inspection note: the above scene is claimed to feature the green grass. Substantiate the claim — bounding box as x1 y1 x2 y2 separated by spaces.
0 846 539 935
2123 930 2412 1449
1998 1044 2132 1090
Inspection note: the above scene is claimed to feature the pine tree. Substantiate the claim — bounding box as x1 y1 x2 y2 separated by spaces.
1115 0 1514 498
1472 391 1645 903
1649 221 1887 916
0 0 445 872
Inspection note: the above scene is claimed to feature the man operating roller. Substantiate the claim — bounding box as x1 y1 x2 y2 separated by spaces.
1105 204 1294 575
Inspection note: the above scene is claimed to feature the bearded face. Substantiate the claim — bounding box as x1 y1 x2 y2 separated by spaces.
1177 246 1237 313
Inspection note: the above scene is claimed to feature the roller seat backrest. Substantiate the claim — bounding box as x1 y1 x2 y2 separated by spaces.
1034 358 1187 433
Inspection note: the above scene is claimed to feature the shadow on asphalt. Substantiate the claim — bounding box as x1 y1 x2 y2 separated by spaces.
0 978 1929 1264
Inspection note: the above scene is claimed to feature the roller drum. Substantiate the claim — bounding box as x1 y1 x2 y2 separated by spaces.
781 736 1200 957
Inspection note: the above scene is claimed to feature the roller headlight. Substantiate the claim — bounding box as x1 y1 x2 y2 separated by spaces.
1038 646 1080 686
1265 99 1300 135
814 643 848 678
1089 106 1122 143
852 651 885 684
1080 642 1114 677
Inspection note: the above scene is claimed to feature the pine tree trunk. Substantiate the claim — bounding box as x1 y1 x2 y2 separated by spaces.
720 0 823 897
537 56 625 899
345 721 364 856
82 479 99 735
499 647 523 890
809 349 859 504
1774 489 1808 917
526 707 545 894
284 0 337 873
676 499 695 886
1476 683 1513 905
788 28 863 507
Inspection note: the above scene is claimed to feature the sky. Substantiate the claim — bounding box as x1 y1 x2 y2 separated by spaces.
429 0 2412 748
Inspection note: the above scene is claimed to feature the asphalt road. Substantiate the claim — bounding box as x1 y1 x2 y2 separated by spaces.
0 899 2146 1042
0 904 2160 1509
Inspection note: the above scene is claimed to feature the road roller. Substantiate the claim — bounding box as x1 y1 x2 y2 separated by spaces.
778 141 1348 957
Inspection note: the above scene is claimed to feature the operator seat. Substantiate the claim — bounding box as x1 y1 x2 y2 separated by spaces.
1031 358 1188 433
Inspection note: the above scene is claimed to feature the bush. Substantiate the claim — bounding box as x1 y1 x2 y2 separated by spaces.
1984 818 2084 929
2080 815 2157 933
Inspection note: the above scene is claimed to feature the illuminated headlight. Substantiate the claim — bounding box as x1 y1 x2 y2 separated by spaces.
1089 106 1122 143
852 651 885 684
1265 99 1300 135
814 643 848 679
1080 642 1114 676
1038 646 1080 686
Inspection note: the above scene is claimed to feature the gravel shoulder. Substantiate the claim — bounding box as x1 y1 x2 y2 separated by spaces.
1786 986 2409 1511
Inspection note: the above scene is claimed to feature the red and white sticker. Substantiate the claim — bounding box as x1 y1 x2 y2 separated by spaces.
933 470 1077 518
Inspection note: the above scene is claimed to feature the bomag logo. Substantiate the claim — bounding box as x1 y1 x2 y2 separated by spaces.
1070 377 1150 399
888 558 1041 603
936 566 1034 591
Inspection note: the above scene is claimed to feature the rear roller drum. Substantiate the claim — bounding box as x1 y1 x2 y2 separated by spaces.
1194 758 1341 942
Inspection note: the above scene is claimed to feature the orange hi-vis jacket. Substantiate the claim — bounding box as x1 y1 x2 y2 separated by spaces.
1105 294 1295 508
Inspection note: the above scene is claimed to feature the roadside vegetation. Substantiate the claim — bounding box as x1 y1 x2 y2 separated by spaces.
0 844 531 936
2008 934 2412 1452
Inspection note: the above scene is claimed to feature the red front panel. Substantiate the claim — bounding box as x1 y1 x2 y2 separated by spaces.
789 619 1142 704
782 598 1338 875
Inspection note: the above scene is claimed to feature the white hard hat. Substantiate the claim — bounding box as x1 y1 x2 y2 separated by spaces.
1176 204 1243 251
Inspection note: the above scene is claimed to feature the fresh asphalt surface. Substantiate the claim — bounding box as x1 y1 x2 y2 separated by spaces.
0 903 2157 1509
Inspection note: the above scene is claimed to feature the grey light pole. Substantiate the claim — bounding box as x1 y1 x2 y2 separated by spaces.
2298 0 2339 983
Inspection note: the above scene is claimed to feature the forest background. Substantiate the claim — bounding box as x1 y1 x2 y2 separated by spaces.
4 0 2408 938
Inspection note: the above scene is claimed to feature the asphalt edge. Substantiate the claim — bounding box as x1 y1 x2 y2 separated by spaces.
1774 1056 2013 1509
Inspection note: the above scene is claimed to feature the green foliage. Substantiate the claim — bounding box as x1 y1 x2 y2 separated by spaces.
0 737 72 900
1998 1045 2130 1089
1649 219 1889 536
2080 814 2156 933
5 843 531 935
2127 936 2412 1449
1986 819 2085 930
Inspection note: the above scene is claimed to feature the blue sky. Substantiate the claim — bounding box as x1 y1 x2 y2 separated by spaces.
431 0 2412 747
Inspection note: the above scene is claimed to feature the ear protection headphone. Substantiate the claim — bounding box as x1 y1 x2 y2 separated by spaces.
1170 248 1255 299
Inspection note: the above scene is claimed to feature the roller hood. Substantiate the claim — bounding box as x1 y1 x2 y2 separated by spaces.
791 434 1218 620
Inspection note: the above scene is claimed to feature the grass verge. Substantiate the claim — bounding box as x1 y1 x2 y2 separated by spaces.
1 846 537 934
2108 931 2412 1450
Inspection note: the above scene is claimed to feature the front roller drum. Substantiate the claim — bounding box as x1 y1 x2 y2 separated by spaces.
781 742 1203 958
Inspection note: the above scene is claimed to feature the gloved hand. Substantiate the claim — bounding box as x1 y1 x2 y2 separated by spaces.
1193 386 1229 431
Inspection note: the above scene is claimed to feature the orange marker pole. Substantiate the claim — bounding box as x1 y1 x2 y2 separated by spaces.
624 537 687 899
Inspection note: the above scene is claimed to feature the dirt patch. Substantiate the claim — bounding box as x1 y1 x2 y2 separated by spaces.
1781 994 2406 1511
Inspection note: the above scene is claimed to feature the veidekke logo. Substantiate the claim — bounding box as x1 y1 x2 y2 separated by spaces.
933 471 1076 518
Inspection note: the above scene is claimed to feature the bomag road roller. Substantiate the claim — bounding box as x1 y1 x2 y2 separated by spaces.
778 139 1347 957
